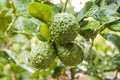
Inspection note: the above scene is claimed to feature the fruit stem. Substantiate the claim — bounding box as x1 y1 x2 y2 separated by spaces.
70 68 75 80
89 38 94 66
61 0 69 12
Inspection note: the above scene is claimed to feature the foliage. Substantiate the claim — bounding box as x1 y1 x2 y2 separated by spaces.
0 0 120 80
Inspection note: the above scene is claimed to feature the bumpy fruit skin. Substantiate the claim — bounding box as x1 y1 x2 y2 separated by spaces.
49 13 79 44
57 43 84 66
29 41 56 69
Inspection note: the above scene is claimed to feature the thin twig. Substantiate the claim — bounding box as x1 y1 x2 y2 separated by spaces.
88 38 94 66
95 19 120 34
97 24 106 34
5 16 19 36
61 0 69 12
70 68 75 80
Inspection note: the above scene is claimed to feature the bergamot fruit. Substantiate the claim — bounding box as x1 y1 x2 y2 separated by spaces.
29 41 56 69
57 42 84 66
49 13 79 44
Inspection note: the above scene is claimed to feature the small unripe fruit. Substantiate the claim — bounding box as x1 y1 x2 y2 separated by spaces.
29 41 56 69
57 43 84 66
49 13 79 44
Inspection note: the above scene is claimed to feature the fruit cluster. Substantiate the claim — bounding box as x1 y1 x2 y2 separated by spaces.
29 13 84 69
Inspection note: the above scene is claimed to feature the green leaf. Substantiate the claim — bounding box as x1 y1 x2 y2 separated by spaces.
94 0 120 24
81 21 100 30
0 51 15 65
0 51 9 60
108 20 120 31
39 70 48 78
13 0 34 15
52 66 64 78
32 70 40 78
0 36 3 43
28 2 52 23
117 7 120 13
11 34 28 43
107 3 119 11
14 16 38 34
30 17 45 26
79 29 95 40
102 33 120 52
36 33 48 42
113 54 120 66
56 4 63 13
88 76 101 80
40 24 52 41
44 1 59 15
86 4 99 17
0 10 12 36
77 1 98 21
97 8 120 23
105 0 120 6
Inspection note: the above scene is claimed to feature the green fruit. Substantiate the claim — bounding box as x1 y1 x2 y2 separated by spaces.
29 41 56 69
57 43 84 66
49 13 79 44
